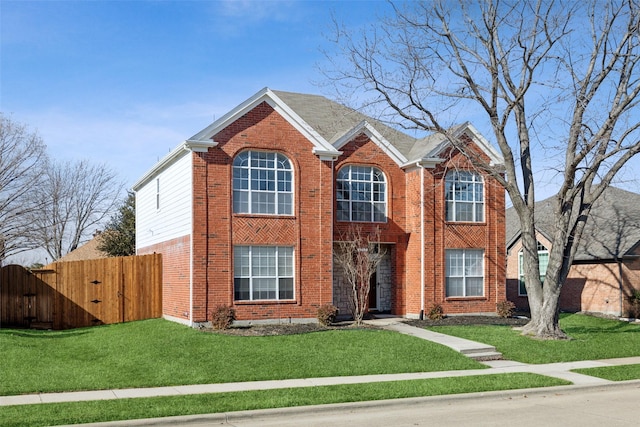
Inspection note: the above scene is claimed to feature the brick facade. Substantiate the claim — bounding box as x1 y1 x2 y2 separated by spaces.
135 89 507 324
506 233 640 317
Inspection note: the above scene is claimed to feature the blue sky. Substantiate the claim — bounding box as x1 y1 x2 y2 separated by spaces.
1 0 390 188
2 0 639 197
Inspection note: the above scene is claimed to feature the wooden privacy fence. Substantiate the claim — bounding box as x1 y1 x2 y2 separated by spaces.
0 254 162 329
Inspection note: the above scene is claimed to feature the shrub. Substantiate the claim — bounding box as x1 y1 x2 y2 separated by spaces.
426 303 444 320
497 300 516 318
317 303 338 326
211 305 236 330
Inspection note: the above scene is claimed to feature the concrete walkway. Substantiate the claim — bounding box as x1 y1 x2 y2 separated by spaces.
2 319 640 407
365 317 503 360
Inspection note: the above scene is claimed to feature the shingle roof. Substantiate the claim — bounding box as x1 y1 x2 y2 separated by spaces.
271 90 419 159
506 187 640 261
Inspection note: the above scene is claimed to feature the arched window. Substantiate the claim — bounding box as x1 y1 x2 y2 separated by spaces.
445 171 484 222
336 165 386 222
233 151 293 215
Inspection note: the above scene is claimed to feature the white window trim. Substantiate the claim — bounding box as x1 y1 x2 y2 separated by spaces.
233 151 294 216
234 246 295 301
518 242 549 296
336 165 387 223
445 249 485 297
445 171 484 222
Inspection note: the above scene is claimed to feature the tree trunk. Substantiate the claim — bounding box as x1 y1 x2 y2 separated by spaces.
521 293 568 340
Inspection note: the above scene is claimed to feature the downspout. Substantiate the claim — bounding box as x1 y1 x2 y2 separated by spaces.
420 166 425 319
617 258 624 317
189 154 194 326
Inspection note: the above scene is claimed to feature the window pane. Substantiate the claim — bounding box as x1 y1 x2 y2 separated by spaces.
253 278 276 299
446 277 464 297
234 278 250 300
279 278 294 299
336 165 386 223
233 151 293 215
466 278 484 296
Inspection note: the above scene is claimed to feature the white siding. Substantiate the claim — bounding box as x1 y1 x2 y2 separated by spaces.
136 152 192 249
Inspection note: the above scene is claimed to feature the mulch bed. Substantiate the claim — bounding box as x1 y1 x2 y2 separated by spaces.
206 315 530 337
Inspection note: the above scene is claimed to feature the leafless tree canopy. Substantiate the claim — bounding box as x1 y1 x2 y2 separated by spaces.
0 115 48 264
29 159 124 261
326 0 640 338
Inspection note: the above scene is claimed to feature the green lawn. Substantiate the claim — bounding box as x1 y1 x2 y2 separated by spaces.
0 373 570 427
0 319 484 396
429 313 640 364
573 364 640 381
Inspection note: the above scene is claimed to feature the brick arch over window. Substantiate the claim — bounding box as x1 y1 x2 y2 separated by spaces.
232 150 293 215
336 165 387 223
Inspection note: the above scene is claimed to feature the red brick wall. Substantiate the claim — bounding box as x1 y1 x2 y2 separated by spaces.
332 134 506 317
194 102 335 322
138 235 190 321
424 147 506 315
333 134 410 316
506 235 640 316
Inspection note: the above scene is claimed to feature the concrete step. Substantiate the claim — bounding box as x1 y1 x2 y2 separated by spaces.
465 351 503 361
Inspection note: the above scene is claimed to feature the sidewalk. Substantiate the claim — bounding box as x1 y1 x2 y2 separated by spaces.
2 318 640 407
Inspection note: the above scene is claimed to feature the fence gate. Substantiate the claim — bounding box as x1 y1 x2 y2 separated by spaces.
0 254 162 329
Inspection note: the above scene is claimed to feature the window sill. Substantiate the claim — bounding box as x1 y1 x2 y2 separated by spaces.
234 299 298 305
233 213 296 219
444 296 487 301
444 221 487 225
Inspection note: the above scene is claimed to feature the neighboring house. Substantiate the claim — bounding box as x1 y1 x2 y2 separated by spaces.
133 88 506 326
506 187 640 317
52 231 109 264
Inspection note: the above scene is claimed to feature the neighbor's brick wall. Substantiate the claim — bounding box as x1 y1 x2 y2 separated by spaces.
506 235 640 316
138 235 190 321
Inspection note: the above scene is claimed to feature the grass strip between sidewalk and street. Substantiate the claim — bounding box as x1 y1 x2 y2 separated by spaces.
0 373 570 427
428 313 640 364
572 364 640 381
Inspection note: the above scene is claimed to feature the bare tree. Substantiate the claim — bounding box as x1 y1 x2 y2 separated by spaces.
30 159 124 260
326 0 640 338
333 225 386 325
0 115 48 265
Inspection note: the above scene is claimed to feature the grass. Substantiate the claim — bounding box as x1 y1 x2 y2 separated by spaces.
573 364 640 381
0 318 484 396
429 313 640 364
0 373 570 427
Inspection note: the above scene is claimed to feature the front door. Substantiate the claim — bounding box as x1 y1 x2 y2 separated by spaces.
369 270 378 311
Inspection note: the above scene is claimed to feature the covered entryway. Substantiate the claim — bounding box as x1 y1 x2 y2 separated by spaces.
333 245 393 317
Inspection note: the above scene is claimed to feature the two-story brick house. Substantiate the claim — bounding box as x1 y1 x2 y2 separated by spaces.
133 88 506 326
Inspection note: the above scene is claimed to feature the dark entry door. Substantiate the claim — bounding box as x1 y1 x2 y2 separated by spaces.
369 271 377 311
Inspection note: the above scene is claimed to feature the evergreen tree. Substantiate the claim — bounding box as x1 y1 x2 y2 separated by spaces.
98 191 135 257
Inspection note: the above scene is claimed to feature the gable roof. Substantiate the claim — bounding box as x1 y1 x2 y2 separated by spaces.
506 187 640 261
51 232 109 265
134 87 504 189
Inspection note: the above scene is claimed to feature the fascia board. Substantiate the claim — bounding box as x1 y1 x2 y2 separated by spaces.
422 122 504 168
334 120 407 167
132 142 193 191
188 87 340 159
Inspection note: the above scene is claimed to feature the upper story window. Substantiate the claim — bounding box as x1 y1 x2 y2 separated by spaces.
445 171 484 222
518 241 549 296
233 151 293 215
336 165 386 222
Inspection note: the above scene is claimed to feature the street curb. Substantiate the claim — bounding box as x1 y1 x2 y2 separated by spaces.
58 380 640 426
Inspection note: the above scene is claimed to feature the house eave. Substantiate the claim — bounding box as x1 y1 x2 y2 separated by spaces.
133 140 215 191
